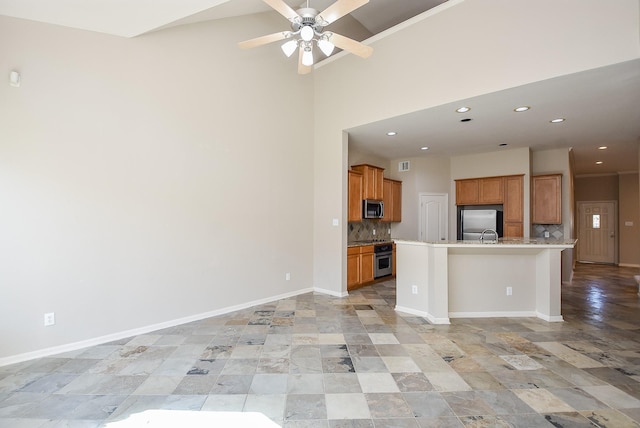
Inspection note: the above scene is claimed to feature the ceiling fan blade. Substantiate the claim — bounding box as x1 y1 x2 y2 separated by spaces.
329 33 373 58
319 0 369 25
238 31 288 49
263 0 299 20
298 48 312 74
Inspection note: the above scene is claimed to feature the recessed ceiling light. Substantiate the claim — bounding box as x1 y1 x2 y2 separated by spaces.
420 146 429 150
550 118 565 123
386 131 397 136
456 107 471 113
598 146 608 150
595 161 603 165
514 106 530 112
460 118 472 123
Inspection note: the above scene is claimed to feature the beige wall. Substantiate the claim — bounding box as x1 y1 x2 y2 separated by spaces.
387 156 451 241
619 173 640 267
575 175 619 201
574 173 640 266
347 147 389 171
0 13 314 362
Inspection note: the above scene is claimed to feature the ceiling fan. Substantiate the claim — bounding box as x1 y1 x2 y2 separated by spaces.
238 0 374 74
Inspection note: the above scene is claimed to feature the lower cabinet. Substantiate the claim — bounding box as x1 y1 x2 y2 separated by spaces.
347 248 360 290
347 245 375 290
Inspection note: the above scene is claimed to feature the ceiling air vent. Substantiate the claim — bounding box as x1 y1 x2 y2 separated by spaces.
398 161 410 172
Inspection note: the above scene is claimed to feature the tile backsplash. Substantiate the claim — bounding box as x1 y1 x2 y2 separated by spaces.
348 220 391 242
532 223 564 239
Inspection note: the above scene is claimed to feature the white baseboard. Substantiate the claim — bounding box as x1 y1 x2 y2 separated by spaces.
395 305 450 324
449 310 538 319
313 286 348 298
0 287 315 368
536 312 564 322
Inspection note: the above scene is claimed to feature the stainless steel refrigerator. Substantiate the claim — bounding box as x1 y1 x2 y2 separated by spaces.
457 208 503 240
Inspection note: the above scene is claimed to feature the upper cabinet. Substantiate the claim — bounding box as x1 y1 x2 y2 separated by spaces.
352 164 384 200
532 174 562 224
456 174 524 237
455 179 479 205
348 164 402 223
455 177 503 205
382 178 402 222
348 170 363 222
479 177 504 204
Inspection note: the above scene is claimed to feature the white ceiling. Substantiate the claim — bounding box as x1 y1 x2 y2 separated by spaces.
1 0 638 175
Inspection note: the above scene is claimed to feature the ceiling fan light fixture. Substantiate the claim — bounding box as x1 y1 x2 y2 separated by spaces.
318 38 335 56
302 46 314 66
238 0 374 74
300 25 314 42
281 39 298 57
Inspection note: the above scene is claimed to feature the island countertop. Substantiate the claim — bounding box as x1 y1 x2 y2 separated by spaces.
394 238 576 249
394 238 576 324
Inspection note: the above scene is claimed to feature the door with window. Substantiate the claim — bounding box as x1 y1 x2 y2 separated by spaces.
577 201 616 264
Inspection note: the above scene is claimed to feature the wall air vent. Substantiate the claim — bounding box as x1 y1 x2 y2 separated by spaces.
398 161 410 172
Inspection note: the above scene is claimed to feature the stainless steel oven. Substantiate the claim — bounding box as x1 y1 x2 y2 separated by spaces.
374 243 392 278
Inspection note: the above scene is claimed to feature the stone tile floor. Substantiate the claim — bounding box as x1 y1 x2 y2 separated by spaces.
1 262 640 427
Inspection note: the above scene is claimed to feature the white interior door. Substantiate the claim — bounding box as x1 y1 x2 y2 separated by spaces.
577 201 616 264
419 193 448 242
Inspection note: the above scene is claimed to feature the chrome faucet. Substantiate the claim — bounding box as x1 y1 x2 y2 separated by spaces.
480 229 499 242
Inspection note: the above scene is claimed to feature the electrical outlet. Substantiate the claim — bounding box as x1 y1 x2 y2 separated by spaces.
44 312 55 326
544 231 550 238
285 272 291 281
412 285 418 294
372 229 376 235
506 287 512 296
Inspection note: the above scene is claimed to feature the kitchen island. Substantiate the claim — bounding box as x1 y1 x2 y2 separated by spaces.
394 238 576 324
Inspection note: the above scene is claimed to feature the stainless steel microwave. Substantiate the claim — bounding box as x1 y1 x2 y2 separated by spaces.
363 200 384 219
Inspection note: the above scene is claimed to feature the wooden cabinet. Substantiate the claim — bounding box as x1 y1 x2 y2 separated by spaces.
455 177 503 205
479 177 504 204
360 246 375 284
391 180 402 222
504 175 524 237
352 164 384 200
347 247 361 290
382 178 402 222
456 179 480 205
347 245 375 290
456 174 524 237
532 174 562 224
348 170 363 222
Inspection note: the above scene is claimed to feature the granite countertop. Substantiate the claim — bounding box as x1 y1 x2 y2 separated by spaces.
394 238 577 248
347 240 393 247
